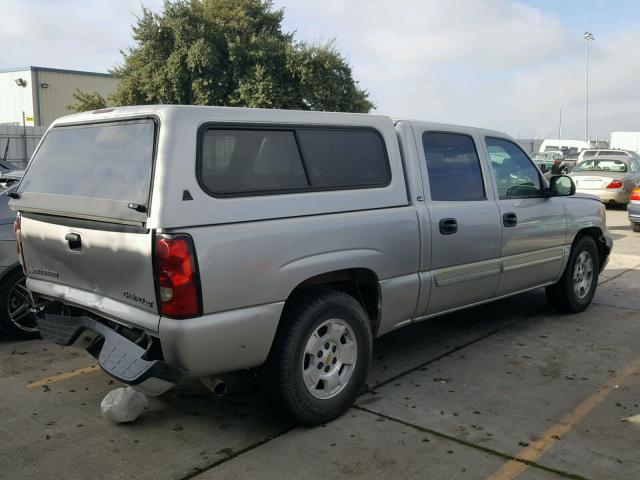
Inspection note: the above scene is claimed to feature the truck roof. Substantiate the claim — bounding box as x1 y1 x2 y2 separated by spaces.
51 105 510 139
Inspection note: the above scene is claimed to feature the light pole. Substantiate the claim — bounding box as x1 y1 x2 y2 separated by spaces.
584 31 594 143
558 107 562 140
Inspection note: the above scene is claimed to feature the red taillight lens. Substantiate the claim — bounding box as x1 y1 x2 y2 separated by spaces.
631 187 640 201
607 179 623 189
154 234 201 318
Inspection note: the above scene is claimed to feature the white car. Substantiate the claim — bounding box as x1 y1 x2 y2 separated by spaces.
578 149 640 162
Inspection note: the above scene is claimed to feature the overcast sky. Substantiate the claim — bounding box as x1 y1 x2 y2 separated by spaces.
1 0 639 140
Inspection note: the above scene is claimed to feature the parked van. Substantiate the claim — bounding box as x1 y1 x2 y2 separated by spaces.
10 106 612 424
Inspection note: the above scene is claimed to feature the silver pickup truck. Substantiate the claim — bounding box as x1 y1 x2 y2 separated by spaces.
10 106 611 425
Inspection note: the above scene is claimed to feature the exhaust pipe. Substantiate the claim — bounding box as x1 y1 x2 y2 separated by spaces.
200 376 228 397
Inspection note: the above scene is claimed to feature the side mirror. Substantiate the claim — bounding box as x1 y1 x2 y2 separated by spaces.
548 175 575 196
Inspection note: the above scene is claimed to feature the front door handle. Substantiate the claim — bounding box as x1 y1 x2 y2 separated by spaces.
439 218 458 235
503 212 518 227
65 232 82 250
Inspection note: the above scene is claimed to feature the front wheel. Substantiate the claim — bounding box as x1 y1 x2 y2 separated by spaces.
631 222 640 233
261 289 372 425
546 235 599 313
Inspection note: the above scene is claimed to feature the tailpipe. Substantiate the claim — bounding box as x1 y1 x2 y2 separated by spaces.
200 376 228 397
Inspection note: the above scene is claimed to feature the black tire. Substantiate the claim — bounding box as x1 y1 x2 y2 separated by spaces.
0 268 39 340
546 235 599 313
261 289 373 425
631 222 640 233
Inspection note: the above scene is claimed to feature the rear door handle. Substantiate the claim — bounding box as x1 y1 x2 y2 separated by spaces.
439 218 458 235
503 212 518 227
65 232 82 250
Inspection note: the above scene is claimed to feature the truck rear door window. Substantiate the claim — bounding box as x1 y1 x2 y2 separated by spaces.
199 127 390 196
422 132 486 201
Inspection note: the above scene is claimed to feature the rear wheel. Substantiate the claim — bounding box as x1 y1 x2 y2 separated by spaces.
261 289 372 425
631 222 640 233
546 235 599 313
0 268 39 340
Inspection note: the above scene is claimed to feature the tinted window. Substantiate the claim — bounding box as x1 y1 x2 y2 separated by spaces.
599 150 626 156
485 137 542 198
422 132 485 201
20 120 154 206
544 145 559 152
574 159 628 172
200 130 308 194
583 150 597 158
297 129 389 188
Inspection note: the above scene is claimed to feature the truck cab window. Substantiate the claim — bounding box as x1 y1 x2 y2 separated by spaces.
422 132 485 201
485 137 542 199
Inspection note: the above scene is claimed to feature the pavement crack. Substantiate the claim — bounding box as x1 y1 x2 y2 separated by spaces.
599 265 640 285
353 405 594 480
370 317 527 391
180 426 296 480
591 301 640 312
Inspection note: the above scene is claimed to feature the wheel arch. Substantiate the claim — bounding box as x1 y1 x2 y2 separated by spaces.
283 268 381 336
575 227 609 270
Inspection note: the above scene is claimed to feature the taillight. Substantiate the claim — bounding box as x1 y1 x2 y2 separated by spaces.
154 234 201 318
631 187 640 201
13 213 25 273
607 179 623 189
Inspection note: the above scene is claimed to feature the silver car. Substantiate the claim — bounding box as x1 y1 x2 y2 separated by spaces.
570 156 640 205
628 186 640 232
11 106 612 425
0 182 38 339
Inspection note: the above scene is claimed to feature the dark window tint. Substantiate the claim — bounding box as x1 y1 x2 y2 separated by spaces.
544 145 559 152
583 150 597 158
422 132 485 201
599 150 626 156
485 137 542 198
20 120 154 205
200 129 308 194
297 129 389 188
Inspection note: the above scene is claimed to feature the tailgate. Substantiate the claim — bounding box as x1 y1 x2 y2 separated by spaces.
21 214 160 332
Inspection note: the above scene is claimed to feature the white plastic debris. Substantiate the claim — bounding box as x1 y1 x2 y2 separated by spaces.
100 387 148 423
624 414 640 427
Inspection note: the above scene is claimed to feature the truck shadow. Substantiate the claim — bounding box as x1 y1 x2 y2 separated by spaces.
147 288 556 427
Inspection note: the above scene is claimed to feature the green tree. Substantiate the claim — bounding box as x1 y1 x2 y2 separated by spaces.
110 0 373 113
66 89 108 112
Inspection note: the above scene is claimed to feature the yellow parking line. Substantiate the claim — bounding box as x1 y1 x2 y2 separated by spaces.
485 357 640 480
27 365 100 389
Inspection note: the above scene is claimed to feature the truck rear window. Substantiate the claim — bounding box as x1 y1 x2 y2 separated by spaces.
198 127 390 196
16 120 155 222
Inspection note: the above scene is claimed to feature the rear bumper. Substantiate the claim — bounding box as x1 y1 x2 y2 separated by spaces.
628 202 640 222
575 188 629 204
36 314 187 396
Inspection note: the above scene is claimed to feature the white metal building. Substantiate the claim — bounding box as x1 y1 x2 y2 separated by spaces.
0 66 119 127
610 132 640 153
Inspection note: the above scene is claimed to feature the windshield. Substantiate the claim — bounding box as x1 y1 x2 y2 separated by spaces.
17 120 155 219
574 159 628 173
